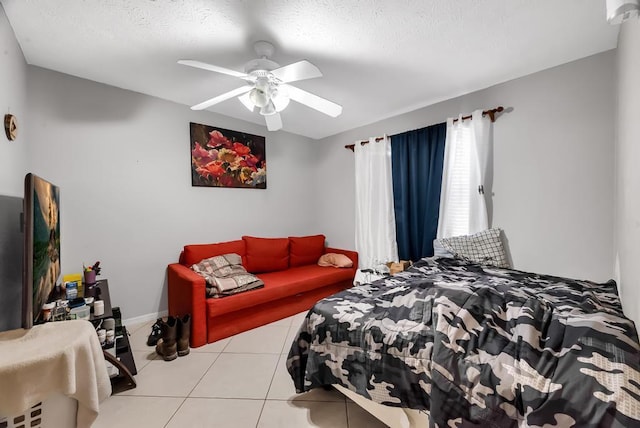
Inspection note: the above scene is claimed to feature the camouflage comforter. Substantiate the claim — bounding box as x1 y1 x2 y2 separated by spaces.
287 257 640 427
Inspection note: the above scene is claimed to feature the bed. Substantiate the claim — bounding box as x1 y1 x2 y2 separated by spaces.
287 257 640 427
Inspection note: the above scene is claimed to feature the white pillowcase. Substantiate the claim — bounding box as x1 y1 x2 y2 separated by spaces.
439 228 510 268
433 239 454 258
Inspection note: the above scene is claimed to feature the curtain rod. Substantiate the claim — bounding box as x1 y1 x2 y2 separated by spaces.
344 106 504 152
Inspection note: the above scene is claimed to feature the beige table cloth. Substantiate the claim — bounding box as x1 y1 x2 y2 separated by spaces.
0 320 111 427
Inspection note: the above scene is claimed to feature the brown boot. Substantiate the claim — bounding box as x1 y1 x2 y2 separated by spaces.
177 314 191 357
155 316 178 361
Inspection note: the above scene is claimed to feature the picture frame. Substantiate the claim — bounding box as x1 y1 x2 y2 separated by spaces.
190 122 266 189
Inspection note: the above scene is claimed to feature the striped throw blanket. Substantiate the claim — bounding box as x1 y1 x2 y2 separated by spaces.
191 253 264 298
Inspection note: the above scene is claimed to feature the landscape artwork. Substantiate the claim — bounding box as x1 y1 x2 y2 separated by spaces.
30 175 60 323
190 122 266 189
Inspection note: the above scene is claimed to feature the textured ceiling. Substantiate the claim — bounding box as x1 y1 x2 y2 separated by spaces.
1 0 617 139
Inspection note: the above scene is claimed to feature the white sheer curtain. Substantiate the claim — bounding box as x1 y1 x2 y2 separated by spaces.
437 109 491 238
354 136 398 271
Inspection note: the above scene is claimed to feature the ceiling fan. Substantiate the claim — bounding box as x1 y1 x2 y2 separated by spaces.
178 41 342 131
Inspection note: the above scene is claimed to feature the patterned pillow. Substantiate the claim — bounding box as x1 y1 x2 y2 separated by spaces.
191 253 264 298
439 229 510 268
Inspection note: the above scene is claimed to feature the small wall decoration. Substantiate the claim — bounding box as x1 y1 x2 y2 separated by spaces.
4 114 17 141
190 122 266 189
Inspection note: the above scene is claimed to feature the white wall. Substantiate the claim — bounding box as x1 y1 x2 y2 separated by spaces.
0 5 28 196
26 66 318 320
314 51 616 282
615 20 640 328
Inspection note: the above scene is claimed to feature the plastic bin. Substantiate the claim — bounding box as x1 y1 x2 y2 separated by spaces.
0 393 77 428
69 305 90 320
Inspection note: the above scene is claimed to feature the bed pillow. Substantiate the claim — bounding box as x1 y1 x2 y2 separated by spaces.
433 239 454 258
289 235 326 267
318 253 353 268
242 236 289 273
439 228 510 268
191 253 264 298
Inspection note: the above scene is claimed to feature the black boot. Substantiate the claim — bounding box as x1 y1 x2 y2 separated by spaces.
177 314 191 357
155 316 178 361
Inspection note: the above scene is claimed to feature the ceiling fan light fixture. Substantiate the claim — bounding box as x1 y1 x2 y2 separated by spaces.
271 88 290 112
606 0 640 24
260 101 277 116
249 87 269 108
238 92 255 111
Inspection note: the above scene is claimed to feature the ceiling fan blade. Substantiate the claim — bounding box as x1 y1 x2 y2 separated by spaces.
270 60 323 83
191 85 253 110
178 60 248 78
238 92 255 112
264 113 283 131
284 84 342 117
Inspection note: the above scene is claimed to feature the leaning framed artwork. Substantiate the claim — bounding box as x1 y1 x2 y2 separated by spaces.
190 122 267 189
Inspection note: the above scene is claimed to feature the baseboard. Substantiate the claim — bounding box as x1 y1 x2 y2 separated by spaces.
123 310 168 327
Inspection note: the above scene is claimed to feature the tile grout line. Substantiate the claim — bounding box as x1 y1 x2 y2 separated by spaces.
218 335 233 353
280 323 300 355
345 398 351 428
181 352 285 401
131 355 157 374
255 399 267 428
224 329 291 355
115 393 197 399
256 352 287 426
184 351 223 398
122 351 221 399
162 397 188 428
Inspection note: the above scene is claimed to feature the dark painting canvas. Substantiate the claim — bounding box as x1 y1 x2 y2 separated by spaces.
190 122 266 189
25 174 61 325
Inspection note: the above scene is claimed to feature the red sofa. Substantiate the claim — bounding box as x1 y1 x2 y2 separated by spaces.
167 235 358 348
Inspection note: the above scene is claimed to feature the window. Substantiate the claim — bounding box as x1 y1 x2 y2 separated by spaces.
438 111 490 239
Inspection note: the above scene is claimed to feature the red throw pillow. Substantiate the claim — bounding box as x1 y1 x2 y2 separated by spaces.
182 240 246 267
289 235 326 267
242 236 290 273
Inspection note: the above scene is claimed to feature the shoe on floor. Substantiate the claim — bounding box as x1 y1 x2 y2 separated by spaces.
177 314 191 357
146 318 163 346
155 316 178 361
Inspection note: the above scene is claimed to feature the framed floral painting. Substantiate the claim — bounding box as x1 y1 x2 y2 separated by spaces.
190 122 266 189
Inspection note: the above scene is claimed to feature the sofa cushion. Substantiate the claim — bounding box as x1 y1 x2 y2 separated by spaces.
289 234 326 267
206 264 354 317
258 265 354 294
242 236 290 273
182 240 246 267
318 253 354 268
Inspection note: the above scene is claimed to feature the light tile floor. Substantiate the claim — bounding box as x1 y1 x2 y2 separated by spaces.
93 313 388 428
